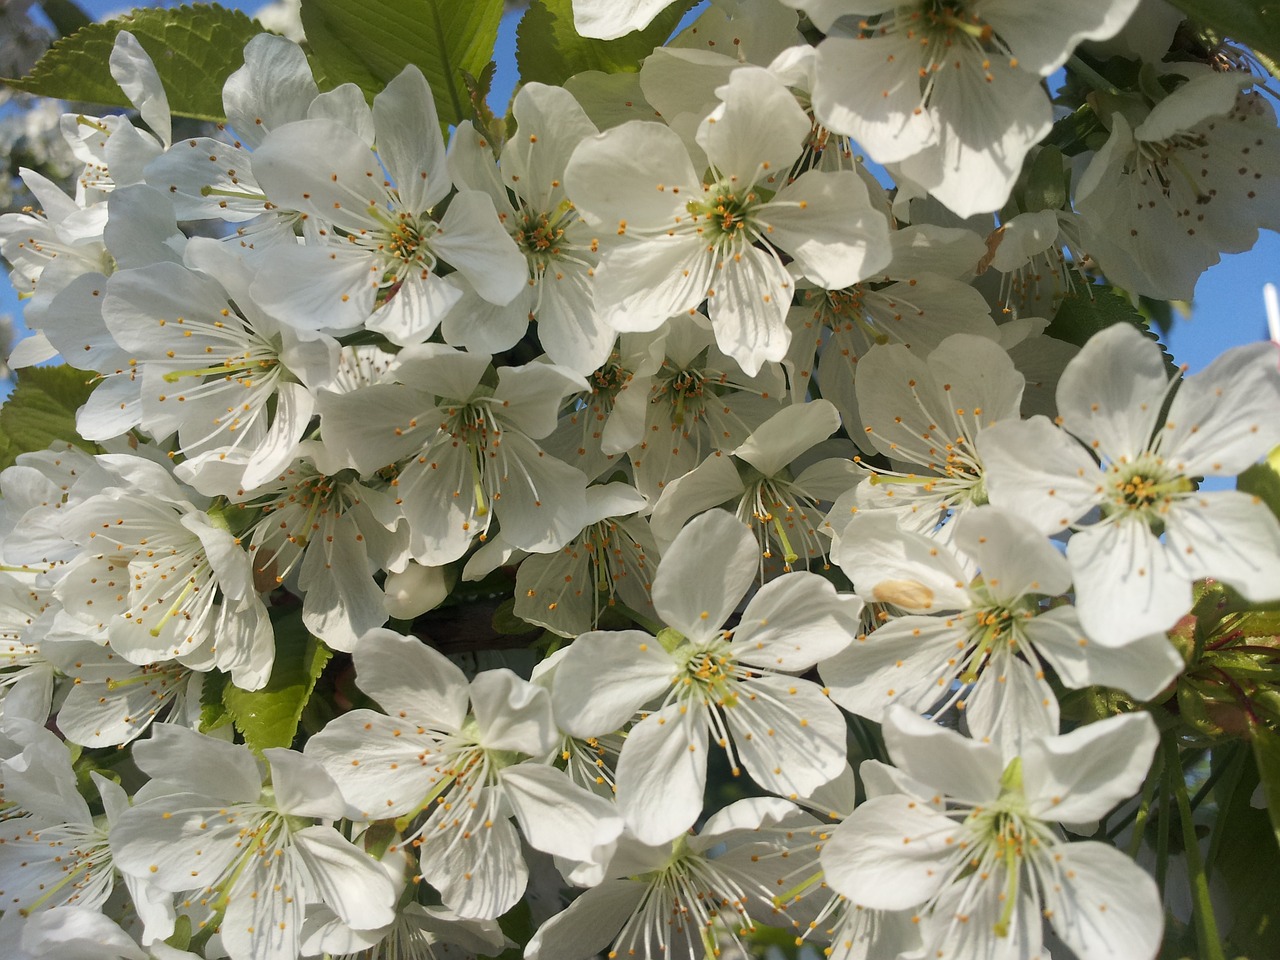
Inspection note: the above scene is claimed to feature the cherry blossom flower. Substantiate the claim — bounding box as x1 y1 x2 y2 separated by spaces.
796 0 1140 215
823 707 1164 960
979 322 1280 644
526 798 824 960
565 65 890 374
111 726 398 960
552 510 860 843
303 629 624 920
822 507 1183 750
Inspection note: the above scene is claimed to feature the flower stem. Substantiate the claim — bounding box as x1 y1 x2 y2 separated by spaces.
1164 737 1226 960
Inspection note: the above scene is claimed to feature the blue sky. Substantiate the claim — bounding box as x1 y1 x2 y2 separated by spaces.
8 0 1275 379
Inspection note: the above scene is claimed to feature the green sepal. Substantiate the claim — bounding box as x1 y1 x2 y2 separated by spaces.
1022 145 1067 213
6 4 263 122
492 597 538 635
165 915 194 951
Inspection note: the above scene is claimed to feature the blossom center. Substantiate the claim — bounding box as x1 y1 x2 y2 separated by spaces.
688 180 762 246
1103 456 1192 522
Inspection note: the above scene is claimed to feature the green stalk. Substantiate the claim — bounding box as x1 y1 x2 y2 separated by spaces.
1164 737 1226 960
1155 751 1172 894
1067 55 1120 95
1125 753 1161 858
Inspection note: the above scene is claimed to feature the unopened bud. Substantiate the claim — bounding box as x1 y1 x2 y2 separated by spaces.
384 562 451 619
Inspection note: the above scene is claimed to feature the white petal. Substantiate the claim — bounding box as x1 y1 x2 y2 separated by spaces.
1022 712 1159 824
110 32 170 144
419 793 526 919
835 511 971 613
725 675 848 799
759 169 892 289
1068 519 1189 647
1166 491 1280 603
1039 840 1163 960
223 35 318 150
592 237 712 333
882 705 1003 805
979 416 1104 536
651 510 757 638
131 725 261 802
734 399 841 478
525 879 644 960
706 243 793 376
293 825 397 930
1031 608 1183 703
953 505 1071 601
263 748 348 820
977 0 1142 75
110 794 245 891
432 190 527 306
820 615 966 722
252 118 386 230
505 82 599 208
698 66 809 179
895 51 1050 217
813 34 937 165
302 710 440 819
373 66 449 212
648 452 743 546
822 796 956 910
552 629 674 736
962 652 1058 758
617 702 708 844
366 270 461 346
1056 322 1169 462
470 669 557 756
352 628 469 730
494 362 588 439
734 573 860 670
1164 341 1280 477
564 121 695 228
500 762 623 862
573 0 677 39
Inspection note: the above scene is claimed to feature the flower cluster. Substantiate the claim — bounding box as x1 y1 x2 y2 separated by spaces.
2 2 1280 959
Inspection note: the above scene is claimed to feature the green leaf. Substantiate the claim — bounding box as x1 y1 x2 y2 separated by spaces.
222 609 333 752
301 0 505 127
1238 447 1280 524
7 4 264 122
1045 284 1145 347
1166 0 1280 64
0 365 98 472
1251 721 1280 851
1047 285 1180 376
1213 752 1280 956
198 669 232 732
516 0 696 88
